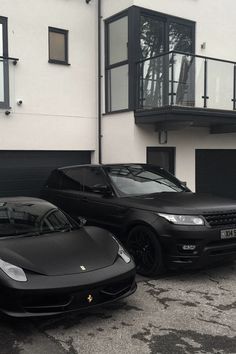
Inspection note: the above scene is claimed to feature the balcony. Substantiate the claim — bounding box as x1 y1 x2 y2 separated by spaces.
0 56 19 112
135 51 236 133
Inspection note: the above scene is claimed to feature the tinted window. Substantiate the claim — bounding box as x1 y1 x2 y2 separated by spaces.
61 168 85 191
107 64 129 111
106 14 129 113
109 16 128 65
169 22 193 52
0 202 78 238
83 167 108 194
105 165 186 196
140 15 165 59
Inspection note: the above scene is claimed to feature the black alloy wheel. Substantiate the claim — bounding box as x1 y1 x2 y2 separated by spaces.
127 225 165 276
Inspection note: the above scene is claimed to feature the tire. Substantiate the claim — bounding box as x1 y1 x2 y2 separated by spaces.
127 225 165 276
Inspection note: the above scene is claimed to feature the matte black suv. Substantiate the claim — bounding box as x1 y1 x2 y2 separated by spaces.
42 164 236 276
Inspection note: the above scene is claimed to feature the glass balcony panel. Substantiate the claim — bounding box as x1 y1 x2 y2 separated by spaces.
0 59 4 102
138 56 165 109
137 51 236 112
194 57 205 108
170 53 195 107
0 58 16 111
207 60 233 110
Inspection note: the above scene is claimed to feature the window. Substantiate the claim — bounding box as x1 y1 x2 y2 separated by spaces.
106 14 129 112
61 168 85 191
0 16 9 109
105 7 195 113
140 15 165 60
48 27 69 65
61 167 109 194
83 167 108 194
105 165 185 196
138 10 195 109
147 147 175 174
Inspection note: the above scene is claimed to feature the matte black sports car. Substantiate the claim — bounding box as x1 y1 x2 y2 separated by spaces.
0 197 136 317
42 164 236 276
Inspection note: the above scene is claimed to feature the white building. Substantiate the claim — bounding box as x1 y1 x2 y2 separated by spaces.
1 0 236 198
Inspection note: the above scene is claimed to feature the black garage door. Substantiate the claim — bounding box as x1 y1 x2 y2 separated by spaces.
196 149 236 199
0 150 91 197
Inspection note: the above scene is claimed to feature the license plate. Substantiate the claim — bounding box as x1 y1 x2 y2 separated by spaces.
220 228 236 239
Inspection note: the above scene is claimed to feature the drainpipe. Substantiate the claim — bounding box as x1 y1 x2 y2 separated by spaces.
98 0 102 164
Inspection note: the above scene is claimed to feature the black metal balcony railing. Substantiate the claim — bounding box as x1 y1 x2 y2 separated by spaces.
0 56 19 109
136 50 236 112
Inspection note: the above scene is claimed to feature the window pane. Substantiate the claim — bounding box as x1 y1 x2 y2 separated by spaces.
106 165 184 196
49 30 66 62
169 22 193 52
109 16 128 65
83 167 107 194
140 15 165 59
108 65 129 111
0 25 4 102
0 24 2 55
61 168 84 191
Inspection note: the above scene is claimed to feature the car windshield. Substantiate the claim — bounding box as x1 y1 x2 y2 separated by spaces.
0 202 79 238
105 165 187 196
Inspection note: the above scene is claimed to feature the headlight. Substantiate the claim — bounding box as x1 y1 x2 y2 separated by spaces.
112 236 131 263
0 259 27 282
118 244 131 263
158 213 204 226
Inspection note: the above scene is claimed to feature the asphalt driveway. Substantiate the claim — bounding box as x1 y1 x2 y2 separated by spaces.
1 262 235 354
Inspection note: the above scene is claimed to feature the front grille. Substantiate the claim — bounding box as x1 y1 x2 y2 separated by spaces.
208 238 236 247
203 211 236 227
21 276 135 314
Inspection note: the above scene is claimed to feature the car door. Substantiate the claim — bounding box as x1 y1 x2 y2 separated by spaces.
80 166 129 234
47 166 87 219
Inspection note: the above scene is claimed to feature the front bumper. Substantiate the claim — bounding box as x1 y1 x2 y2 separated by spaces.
156 222 236 269
0 258 136 317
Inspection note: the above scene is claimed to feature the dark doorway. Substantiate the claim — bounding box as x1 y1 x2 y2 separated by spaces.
196 149 236 199
0 150 91 197
147 147 175 174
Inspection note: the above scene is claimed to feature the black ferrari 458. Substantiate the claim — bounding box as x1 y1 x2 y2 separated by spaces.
0 197 136 317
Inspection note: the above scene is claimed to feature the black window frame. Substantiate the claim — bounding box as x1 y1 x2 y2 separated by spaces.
0 16 9 109
48 27 70 66
104 6 195 113
105 10 129 113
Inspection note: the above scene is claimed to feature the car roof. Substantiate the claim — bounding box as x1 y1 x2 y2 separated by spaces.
57 163 155 171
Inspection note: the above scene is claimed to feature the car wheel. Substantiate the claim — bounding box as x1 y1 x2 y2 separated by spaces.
127 225 165 276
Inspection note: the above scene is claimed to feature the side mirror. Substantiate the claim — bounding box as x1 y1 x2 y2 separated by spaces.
93 185 113 197
180 181 187 187
101 185 113 197
77 217 87 227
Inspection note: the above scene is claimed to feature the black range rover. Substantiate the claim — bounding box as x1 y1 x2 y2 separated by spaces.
42 164 236 276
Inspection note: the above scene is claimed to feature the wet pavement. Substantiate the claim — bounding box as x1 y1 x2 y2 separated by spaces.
0 262 235 354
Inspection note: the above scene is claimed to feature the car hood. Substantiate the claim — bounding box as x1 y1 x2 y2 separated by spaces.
0 227 118 276
122 192 236 214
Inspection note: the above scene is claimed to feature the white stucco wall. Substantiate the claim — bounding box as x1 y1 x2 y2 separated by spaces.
102 113 236 191
0 0 97 151
101 0 236 190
